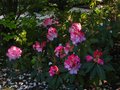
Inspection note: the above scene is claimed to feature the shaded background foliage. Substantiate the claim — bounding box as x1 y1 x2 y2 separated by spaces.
0 0 120 89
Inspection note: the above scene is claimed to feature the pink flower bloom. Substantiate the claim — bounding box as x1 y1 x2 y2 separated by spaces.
42 18 53 27
42 18 59 27
64 42 74 55
86 50 104 65
64 54 81 74
54 45 66 58
86 55 93 62
69 23 85 45
47 27 58 41
69 23 82 33
64 43 71 55
97 58 104 65
6 46 22 60
33 41 46 52
33 41 42 52
93 50 103 58
70 31 86 45
49 65 59 76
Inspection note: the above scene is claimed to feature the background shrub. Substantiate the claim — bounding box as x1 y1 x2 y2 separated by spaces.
0 0 120 89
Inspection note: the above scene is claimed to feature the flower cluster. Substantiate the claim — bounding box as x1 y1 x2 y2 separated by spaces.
42 18 59 27
64 54 81 74
69 23 86 45
33 41 46 52
54 43 74 58
47 27 58 41
93 49 103 58
6 46 22 60
86 50 104 65
64 42 74 55
42 18 53 27
49 65 59 76
54 45 65 58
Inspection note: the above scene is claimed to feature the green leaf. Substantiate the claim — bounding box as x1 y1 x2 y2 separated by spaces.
85 63 95 73
90 66 97 79
31 57 36 64
103 64 114 71
95 8 101 14
96 65 106 80
55 77 61 89
82 63 90 69
48 76 57 88
0 19 16 29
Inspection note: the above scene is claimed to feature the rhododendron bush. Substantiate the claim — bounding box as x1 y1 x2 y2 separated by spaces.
0 0 120 89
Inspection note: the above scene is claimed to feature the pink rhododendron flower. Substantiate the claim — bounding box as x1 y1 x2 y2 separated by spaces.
70 31 86 45
86 50 104 65
69 23 86 45
47 27 58 41
54 45 66 58
6 46 22 60
49 65 59 76
97 58 104 65
33 41 46 52
64 43 71 55
42 18 59 27
42 18 53 27
86 55 93 62
93 49 103 58
64 54 81 74
69 23 82 33
64 42 74 55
